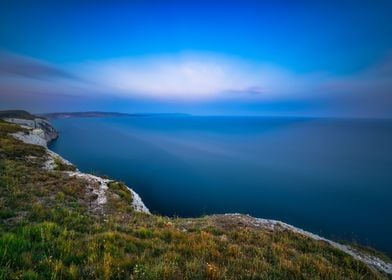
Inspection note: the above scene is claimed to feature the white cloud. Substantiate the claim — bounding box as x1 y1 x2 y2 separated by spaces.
75 52 326 100
1 51 392 117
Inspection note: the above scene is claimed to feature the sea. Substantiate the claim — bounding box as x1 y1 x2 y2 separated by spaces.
49 115 392 256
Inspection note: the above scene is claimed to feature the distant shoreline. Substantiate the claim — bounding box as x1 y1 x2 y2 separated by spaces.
40 111 190 119
37 111 392 121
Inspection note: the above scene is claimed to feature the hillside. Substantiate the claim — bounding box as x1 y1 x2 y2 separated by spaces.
40 112 132 119
40 112 189 119
0 110 37 120
0 116 391 279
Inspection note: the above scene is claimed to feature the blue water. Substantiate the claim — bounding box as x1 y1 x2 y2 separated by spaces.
49 116 392 256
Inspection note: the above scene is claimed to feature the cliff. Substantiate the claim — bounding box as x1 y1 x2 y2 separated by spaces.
0 112 149 215
1 110 58 145
0 113 391 279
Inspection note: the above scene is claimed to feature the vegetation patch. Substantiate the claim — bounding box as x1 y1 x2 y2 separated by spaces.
53 156 76 172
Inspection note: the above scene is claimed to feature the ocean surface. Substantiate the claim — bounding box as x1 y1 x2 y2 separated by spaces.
49 116 392 256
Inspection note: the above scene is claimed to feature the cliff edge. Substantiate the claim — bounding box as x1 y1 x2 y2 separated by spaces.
1 110 58 145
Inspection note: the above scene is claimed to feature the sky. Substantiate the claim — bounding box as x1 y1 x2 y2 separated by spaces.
0 0 392 117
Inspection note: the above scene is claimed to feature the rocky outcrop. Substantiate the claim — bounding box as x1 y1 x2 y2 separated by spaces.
129 188 150 213
65 171 150 214
43 149 75 171
4 117 58 144
11 130 48 147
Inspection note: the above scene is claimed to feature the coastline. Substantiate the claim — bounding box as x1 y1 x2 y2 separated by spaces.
4 117 150 215
3 117 391 275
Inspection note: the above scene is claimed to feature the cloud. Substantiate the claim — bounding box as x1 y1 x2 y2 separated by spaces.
0 50 391 117
76 53 326 101
0 51 75 80
0 51 100 103
313 55 392 118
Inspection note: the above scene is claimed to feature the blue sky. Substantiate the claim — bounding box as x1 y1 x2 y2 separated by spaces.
1 0 392 117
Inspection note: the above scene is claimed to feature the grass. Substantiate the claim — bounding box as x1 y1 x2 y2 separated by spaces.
53 157 76 172
0 120 390 279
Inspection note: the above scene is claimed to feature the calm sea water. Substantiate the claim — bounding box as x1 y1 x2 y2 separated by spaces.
49 116 392 255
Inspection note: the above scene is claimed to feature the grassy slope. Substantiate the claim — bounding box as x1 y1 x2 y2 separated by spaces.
0 110 36 120
0 120 389 280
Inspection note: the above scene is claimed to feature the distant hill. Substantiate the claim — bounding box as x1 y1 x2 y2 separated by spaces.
40 111 189 119
0 110 37 120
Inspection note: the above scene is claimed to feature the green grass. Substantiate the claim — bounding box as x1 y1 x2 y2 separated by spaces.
0 120 390 279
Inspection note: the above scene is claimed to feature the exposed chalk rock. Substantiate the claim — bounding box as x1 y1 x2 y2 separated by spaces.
4 117 58 143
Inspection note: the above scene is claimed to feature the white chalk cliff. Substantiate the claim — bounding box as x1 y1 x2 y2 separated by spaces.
4 117 58 145
3 117 150 214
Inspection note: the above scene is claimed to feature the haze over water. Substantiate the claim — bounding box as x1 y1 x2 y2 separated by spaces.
49 116 392 256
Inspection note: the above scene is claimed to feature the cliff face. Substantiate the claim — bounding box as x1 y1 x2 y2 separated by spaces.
0 110 58 145
3 117 58 145
0 113 391 279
